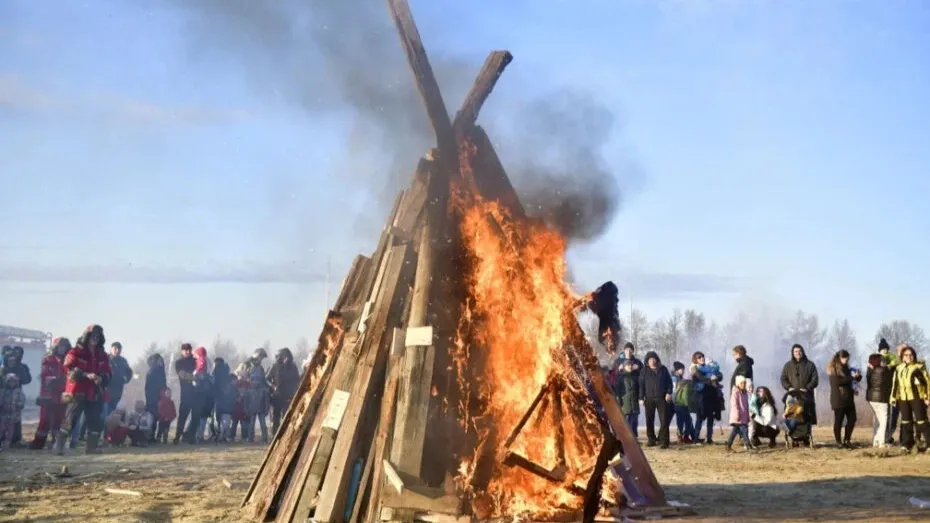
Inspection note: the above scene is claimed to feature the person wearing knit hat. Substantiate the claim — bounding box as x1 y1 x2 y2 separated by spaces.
172 343 197 444
29 338 70 450
670 361 696 443
55 324 112 455
878 338 901 443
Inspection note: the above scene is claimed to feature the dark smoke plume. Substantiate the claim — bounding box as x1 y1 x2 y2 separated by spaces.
501 91 625 241
169 0 632 242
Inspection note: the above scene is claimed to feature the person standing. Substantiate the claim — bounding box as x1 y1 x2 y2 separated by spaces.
267 348 300 435
780 343 820 426
173 343 196 444
182 346 210 444
828 349 862 448
144 354 167 442
1 345 32 446
55 324 112 455
878 338 901 443
890 345 930 453
615 343 642 437
638 351 673 449
29 338 70 449
106 342 133 414
865 353 894 448
690 351 723 444
239 349 270 443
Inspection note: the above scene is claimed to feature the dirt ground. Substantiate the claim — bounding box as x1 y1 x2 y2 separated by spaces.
1 426 928 523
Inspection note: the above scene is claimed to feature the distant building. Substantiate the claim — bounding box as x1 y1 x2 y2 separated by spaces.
0 325 52 401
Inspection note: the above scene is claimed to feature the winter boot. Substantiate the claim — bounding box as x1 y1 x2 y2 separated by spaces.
85 432 102 455
53 430 69 456
29 435 47 450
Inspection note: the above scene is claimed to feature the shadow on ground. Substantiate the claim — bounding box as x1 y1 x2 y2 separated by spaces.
666 475 930 522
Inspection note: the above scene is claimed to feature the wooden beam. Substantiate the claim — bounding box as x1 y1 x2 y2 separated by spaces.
386 0 457 165
313 243 417 522
452 50 513 133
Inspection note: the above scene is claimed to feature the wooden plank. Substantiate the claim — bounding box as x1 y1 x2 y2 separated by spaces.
390 157 448 483
242 311 347 519
464 125 526 220
273 336 361 523
380 486 461 515
567 325 667 508
313 242 417 522
393 159 431 235
386 0 456 165
451 51 513 133
361 328 407 523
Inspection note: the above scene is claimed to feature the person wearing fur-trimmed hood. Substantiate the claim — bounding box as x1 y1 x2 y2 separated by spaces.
30 337 70 450
55 324 112 455
267 348 300 435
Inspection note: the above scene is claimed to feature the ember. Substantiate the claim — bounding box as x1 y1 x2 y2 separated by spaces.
241 1 668 522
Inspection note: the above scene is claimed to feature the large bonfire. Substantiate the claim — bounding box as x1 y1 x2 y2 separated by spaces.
241 1 666 521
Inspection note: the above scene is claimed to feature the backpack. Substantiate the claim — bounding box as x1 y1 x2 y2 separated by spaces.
674 379 692 407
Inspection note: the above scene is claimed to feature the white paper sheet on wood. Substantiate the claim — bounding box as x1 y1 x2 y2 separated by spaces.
405 326 433 347
322 390 351 430
358 301 372 333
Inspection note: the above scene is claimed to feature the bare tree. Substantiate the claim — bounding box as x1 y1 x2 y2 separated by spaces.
682 309 707 356
651 309 683 363
826 319 859 360
873 320 928 352
780 310 828 364
623 308 651 351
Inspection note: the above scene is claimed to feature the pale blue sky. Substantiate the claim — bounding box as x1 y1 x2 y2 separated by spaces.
2 0 928 359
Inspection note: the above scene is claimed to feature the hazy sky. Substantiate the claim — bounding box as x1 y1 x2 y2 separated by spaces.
2 1 928 360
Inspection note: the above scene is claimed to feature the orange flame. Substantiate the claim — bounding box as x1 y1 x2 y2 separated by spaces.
453 192 603 518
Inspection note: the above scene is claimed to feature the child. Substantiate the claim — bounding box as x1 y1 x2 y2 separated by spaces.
726 375 755 451
232 375 249 442
0 374 26 451
106 408 130 446
783 394 804 433
128 400 154 447
157 388 177 444
215 373 238 442
747 381 759 443
671 362 696 443
849 365 862 396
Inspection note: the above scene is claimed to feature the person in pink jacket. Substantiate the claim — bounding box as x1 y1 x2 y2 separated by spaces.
727 375 756 451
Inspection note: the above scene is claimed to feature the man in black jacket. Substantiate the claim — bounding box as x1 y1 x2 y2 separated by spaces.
639 351 673 448
106 342 133 412
173 343 196 444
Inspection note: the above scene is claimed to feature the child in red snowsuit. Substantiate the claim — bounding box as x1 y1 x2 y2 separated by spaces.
156 388 177 443
30 337 70 449
230 376 248 442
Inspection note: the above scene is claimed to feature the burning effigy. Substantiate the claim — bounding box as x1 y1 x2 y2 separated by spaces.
241 1 674 522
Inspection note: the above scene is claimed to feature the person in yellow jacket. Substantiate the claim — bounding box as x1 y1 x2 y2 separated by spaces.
890 345 930 453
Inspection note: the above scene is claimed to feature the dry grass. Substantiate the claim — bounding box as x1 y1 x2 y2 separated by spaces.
0 427 928 522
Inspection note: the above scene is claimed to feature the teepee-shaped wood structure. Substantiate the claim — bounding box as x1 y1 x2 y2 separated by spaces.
242 1 678 521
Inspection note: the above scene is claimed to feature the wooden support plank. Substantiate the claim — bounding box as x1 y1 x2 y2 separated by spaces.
360 329 407 523
463 125 526 220
242 311 347 519
386 0 456 165
313 242 417 522
551 384 567 468
451 51 513 133
501 451 567 483
380 486 461 515
393 158 432 235
502 380 552 449
273 335 362 523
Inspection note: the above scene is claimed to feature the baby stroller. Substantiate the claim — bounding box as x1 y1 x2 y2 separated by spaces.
781 390 815 448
